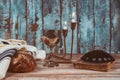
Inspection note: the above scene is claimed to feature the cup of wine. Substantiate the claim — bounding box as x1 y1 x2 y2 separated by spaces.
41 30 60 67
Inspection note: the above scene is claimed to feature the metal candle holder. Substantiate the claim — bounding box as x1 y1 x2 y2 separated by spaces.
70 22 76 59
70 12 76 59
51 12 77 63
63 30 67 57
62 21 68 57
57 17 76 63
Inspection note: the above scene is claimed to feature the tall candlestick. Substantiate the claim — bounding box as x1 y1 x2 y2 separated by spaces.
62 21 68 57
70 12 76 59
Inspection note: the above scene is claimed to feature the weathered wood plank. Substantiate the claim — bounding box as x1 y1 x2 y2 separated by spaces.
26 0 35 45
43 0 60 30
0 0 5 38
34 0 43 49
78 0 94 53
43 0 60 53
111 0 120 53
10 0 26 40
25 0 42 49
0 0 11 39
94 0 110 52
0 0 120 53
26 0 42 48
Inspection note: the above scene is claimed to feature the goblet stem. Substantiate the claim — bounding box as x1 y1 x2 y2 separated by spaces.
49 47 53 56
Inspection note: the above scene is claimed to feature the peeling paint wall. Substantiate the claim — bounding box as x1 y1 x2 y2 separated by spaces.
0 0 120 53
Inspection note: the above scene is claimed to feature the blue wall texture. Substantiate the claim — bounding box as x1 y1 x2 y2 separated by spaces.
0 0 120 53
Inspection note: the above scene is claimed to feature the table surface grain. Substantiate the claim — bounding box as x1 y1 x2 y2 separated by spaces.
4 54 120 80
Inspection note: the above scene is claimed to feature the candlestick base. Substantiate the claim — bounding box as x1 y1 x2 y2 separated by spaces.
44 54 72 65
53 58 72 63
70 22 76 59
51 54 72 63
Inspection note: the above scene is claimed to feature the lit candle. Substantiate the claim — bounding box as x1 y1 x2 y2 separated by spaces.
71 12 76 22
63 21 68 30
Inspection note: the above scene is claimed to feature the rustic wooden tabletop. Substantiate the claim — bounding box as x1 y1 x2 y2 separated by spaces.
4 54 120 80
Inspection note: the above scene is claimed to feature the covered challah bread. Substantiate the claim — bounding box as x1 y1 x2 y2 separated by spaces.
0 39 46 79
0 38 46 60
8 48 36 73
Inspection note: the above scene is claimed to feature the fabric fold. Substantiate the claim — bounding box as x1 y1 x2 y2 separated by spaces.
0 49 17 60
0 57 11 80
0 45 17 80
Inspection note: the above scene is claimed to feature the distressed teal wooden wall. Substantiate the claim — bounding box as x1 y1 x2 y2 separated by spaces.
0 0 120 53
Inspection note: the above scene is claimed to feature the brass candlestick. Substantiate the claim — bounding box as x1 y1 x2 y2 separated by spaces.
62 29 68 57
70 22 76 59
70 11 77 59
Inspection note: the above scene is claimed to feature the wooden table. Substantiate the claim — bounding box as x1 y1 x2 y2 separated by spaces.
4 54 120 80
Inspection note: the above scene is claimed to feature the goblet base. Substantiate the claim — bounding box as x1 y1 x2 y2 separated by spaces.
43 59 59 67
43 54 59 67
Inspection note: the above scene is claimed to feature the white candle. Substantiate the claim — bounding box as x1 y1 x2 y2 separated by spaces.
72 12 75 17
71 12 76 22
63 21 68 30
